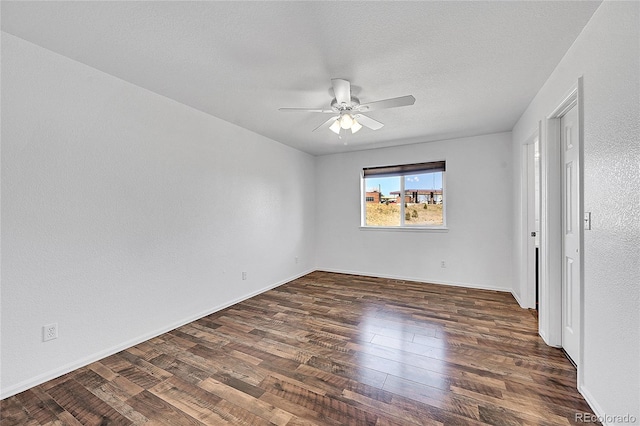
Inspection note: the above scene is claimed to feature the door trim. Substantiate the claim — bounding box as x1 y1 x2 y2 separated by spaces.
538 77 584 387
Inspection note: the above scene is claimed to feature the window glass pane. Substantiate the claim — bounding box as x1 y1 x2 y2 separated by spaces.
404 172 443 226
364 176 401 226
362 161 445 228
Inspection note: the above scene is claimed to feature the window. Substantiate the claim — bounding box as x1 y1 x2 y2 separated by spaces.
361 161 445 228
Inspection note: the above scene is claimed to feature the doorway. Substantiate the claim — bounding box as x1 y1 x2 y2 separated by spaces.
536 78 584 384
523 135 540 311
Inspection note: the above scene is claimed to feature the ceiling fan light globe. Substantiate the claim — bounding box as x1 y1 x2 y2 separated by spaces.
351 119 362 133
340 114 354 129
329 119 341 134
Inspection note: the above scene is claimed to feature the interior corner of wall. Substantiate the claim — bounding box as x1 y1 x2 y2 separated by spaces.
510 290 527 309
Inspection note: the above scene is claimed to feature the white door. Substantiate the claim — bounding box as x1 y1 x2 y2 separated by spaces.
561 105 580 363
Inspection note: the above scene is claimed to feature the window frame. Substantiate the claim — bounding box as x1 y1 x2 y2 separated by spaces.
360 160 447 231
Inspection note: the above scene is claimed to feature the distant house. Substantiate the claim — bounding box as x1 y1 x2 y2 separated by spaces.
390 189 443 204
365 191 381 203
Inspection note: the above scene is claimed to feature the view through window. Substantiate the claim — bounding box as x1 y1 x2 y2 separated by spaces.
362 161 445 228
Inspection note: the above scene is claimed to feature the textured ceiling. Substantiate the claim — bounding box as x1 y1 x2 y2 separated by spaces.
2 1 601 156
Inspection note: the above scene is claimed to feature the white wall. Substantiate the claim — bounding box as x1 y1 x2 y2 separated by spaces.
315 133 513 291
511 1 639 421
0 33 316 398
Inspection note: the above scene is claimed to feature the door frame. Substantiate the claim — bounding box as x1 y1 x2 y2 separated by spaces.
538 77 584 385
520 132 539 309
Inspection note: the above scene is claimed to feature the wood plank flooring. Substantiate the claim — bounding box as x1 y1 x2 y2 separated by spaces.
1 271 599 425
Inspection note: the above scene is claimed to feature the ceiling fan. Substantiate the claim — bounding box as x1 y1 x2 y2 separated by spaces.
279 79 415 135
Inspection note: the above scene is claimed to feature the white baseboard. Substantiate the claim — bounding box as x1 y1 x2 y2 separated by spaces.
0 268 314 400
578 385 609 425
578 384 639 426
316 267 511 293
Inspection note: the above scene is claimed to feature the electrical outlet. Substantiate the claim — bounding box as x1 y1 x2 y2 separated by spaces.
295 256 299 264
242 271 247 280
43 323 58 342
440 261 446 268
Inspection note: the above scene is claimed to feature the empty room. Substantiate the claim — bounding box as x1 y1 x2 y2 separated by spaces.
1 1 638 425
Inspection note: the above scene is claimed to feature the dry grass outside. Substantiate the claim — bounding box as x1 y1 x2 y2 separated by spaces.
365 203 443 226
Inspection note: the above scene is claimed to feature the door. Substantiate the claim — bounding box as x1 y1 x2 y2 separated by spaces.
561 105 580 363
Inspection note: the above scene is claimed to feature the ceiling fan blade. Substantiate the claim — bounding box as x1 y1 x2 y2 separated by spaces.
358 95 415 112
331 78 351 106
313 116 339 132
354 114 384 130
279 107 334 113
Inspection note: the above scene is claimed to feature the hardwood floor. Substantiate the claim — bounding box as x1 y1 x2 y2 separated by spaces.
1 271 598 425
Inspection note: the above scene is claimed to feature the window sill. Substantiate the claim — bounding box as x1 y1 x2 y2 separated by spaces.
359 226 449 232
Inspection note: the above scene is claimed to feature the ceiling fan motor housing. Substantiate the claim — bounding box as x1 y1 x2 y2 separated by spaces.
331 97 360 112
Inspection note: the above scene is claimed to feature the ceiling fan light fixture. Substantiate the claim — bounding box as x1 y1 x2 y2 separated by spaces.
340 113 354 129
351 119 362 133
329 119 341 134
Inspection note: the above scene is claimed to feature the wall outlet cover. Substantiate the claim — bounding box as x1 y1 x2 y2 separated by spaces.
43 323 58 342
